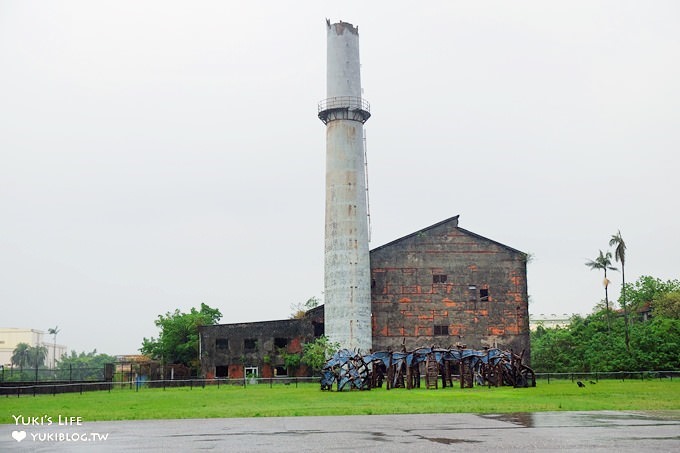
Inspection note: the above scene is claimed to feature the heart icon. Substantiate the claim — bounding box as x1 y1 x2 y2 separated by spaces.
12 430 27 442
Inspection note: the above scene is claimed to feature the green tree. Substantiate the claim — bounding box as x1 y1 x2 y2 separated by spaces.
609 231 630 351
622 276 680 315
531 286 680 373
301 336 339 373
282 351 302 374
629 318 680 370
652 291 680 319
11 342 31 371
585 250 617 331
24 345 48 369
289 296 320 319
9 343 47 381
140 303 222 372
56 350 116 380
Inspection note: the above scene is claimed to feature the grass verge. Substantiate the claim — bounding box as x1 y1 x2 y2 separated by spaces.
3 379 679 423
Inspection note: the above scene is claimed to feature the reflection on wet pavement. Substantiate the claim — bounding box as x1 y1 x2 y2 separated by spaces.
479 411 680 429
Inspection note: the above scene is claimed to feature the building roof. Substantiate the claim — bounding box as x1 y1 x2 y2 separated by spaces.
370 215 525 255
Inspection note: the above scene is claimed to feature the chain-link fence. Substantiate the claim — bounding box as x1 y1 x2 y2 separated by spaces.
0 365 109 383
536 370 679 383
3 366 678 397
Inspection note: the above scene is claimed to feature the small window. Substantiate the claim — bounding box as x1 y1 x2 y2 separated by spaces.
480 288 489 301
433 274 447 284
244 338 257 351
274 338 288 348
245 366 258 377
215 365 228 378
468 285 477 301
215 338 228 350
434 325 449 336
274 366 287 376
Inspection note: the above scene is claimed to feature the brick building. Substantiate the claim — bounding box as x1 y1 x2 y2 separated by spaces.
370 215 529 353
199 215 530 378
198 306 324 379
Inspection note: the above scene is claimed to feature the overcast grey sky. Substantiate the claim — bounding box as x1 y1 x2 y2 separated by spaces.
1 1 678 355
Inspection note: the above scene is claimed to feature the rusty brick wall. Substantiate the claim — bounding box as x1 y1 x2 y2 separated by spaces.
199 218 531 375
198 307 323 378
370 216 530 361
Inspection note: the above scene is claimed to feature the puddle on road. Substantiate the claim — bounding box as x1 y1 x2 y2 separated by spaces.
479 411 680 429
480 412 534 428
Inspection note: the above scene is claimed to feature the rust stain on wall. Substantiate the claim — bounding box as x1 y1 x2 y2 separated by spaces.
442 298 457 307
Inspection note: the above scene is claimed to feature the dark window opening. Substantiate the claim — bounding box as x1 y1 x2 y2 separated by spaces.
274 366 287 376
274 338 288 349
480 288 489 301
215 338 228 350
244 338 257 351
215 365 228 378
434 325 449 336
468 285 477 301
433 274 448 284
313 322 324 338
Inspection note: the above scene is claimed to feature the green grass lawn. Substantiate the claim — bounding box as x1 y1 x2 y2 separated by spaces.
3 379 679 423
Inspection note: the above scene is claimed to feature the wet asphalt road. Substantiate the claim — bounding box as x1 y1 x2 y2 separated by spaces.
2 411 679 452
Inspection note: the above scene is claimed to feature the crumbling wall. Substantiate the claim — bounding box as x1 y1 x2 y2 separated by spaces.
199 307 323 379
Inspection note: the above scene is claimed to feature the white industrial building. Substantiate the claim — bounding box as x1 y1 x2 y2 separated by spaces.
0 327 67 369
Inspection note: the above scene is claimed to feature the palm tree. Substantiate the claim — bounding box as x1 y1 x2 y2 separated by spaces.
48 326 60 369
609 231 630 351
11 343 31 372
585 250 618 331
29 345 48 368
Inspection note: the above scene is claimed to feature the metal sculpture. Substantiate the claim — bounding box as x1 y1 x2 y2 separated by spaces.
321 346 535 391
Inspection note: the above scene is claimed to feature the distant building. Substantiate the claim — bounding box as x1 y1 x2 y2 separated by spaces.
635 302 653 322
0 328 67 369
529 313 574 331
199 216 531 378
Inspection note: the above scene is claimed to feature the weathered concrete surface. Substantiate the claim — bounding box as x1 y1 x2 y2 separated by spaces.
322 20 372 353
3 411 679 452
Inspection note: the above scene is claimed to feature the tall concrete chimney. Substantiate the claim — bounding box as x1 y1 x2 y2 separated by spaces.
318 20 372 353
